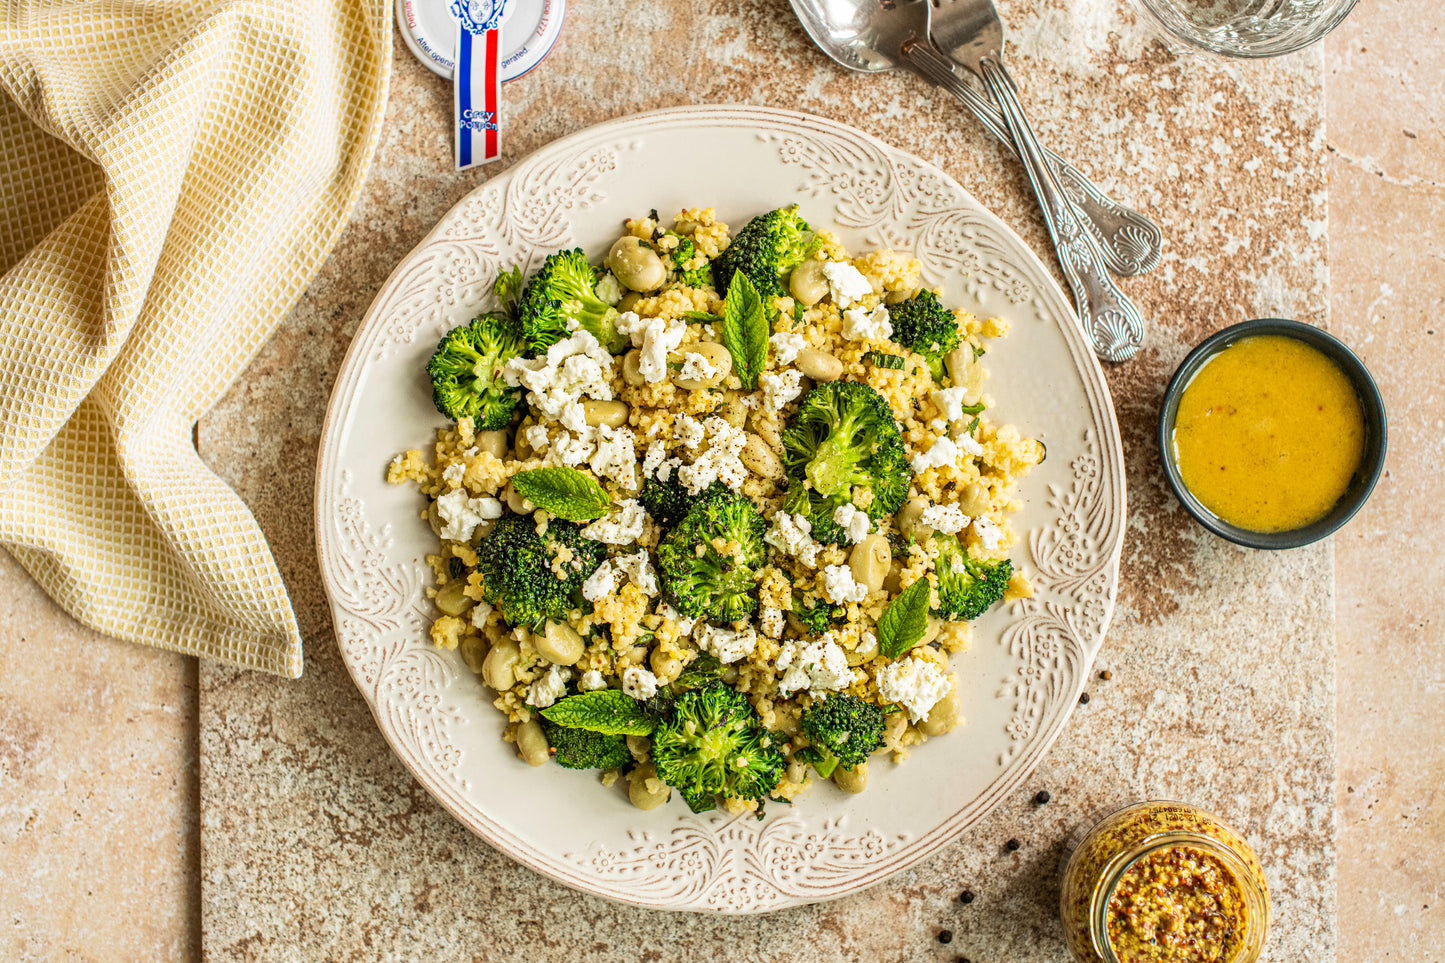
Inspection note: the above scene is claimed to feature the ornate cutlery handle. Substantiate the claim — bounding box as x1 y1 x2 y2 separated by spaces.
901 41 1162 278
975 58 1146 363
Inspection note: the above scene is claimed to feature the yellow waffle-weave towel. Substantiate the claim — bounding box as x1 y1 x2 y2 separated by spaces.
0 1 391 676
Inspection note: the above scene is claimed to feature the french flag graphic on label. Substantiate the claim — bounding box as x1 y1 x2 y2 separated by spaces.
453 0 510 169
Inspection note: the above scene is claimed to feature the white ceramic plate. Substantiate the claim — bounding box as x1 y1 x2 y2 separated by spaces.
316 106 1125 914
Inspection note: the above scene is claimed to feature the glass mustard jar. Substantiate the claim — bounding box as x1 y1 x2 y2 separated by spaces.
1059 801 1271 963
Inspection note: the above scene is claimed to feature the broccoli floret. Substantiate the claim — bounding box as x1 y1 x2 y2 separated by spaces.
779 381 912 544
930 533 1012 621
790 589 844 636
651 682 785 812
674 652 724 690
889 289 962 383
474 512 605 629
798 694 886 776
425 314 525 428
656 492 767 623
639 475 728 529
517 248 626 354
713 205 814 300
668 234 716 290
539 718 631 770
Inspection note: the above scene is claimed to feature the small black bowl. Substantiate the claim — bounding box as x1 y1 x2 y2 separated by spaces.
1158 318 1387 550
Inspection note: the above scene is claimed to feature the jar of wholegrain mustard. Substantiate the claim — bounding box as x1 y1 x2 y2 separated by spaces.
1059 801 1271 963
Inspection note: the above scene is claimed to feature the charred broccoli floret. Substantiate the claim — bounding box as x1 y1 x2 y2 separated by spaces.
713 205 814 300
539 718 631 770
889 289 962 383
797 693 886 777
474 512 605 629
656 492 767 623
930 532 1012 621
651 682 785 813
790 589 845 636
425 314 525 428
517 248 625 354
639 475 728 529
780 381 912 544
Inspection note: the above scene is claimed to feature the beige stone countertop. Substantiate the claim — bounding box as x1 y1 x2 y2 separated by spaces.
1 0 1441 958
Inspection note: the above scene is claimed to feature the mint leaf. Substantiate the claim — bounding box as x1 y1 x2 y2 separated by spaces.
682 310 722 323
511 467 612 522
538 690 656 735
877 578 932 659
721 272 767 389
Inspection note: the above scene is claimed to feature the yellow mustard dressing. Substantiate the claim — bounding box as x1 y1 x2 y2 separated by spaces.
1172 335 1365 533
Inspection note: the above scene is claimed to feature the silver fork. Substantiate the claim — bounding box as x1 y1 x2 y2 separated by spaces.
928 0 1163 277
908 0 1147 361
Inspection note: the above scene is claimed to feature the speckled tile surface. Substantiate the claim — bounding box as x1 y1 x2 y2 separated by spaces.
195 0 1337 959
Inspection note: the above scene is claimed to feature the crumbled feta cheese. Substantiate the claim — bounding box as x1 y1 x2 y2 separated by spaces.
579 669 607 692
595 273 622 305
932 386 973 424
613 549 658 597
770 331 806 365
910 435 961 473
833 503 870 543
673 413 705 449
442 462 465 487
558 401 590 435
822 261 873 308
841 304 893 342
590 425 637 489
523 423 552 455
436 489 495 541
765 511 822 566
656 457 682 483
659 602 698 636
552 428 597 468
821 563 870 603
760 369 804 410
677 417 747 493
855 630 878 661
678 350 720 383
875 657 950 722
921 503 971 534
469 601 493 630
776 634 854 696
622 666 659 700
582 560 618 602
503 330 615 420
580 499 648 545
697 623 757 664
759 606 785 639
642 439 667 479
616 310 687 383
525 665 572 709
973 515 1004 551
952 429 984 457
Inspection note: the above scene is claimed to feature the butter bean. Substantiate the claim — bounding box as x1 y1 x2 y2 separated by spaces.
475 429 509 459
848 534 892 593
513 420 535 459
516 719 550 766
435 579 474 617
919 686 962 736
833 761 869 793
895 495 934 540
481 640 521 691
795 346 843 382
670 341 732 390
920 617 942 647
789 258 829 306
622 349 646 386
503 481 533 515
628 762 671 810
583 399 630 428
536 620 584 666
957 481 991 516
945 345 984 403
606 236 666 292
619 291 642 313
459 636 488 675
741 433 784 480
650 648 683 683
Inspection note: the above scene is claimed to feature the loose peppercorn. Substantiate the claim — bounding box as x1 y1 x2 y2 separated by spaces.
938 929 954 944
959 890 975 904
1079 692 1091 704
1006 838 1021 851
1035 790 1051 805
1100 669 1113 681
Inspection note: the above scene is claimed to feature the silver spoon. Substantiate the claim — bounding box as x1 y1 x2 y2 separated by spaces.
788 0 1162 280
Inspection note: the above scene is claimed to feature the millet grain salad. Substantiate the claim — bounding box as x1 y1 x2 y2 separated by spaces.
388 205 1042 815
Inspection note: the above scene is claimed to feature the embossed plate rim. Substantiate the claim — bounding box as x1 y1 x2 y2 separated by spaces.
316 105 1125 913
